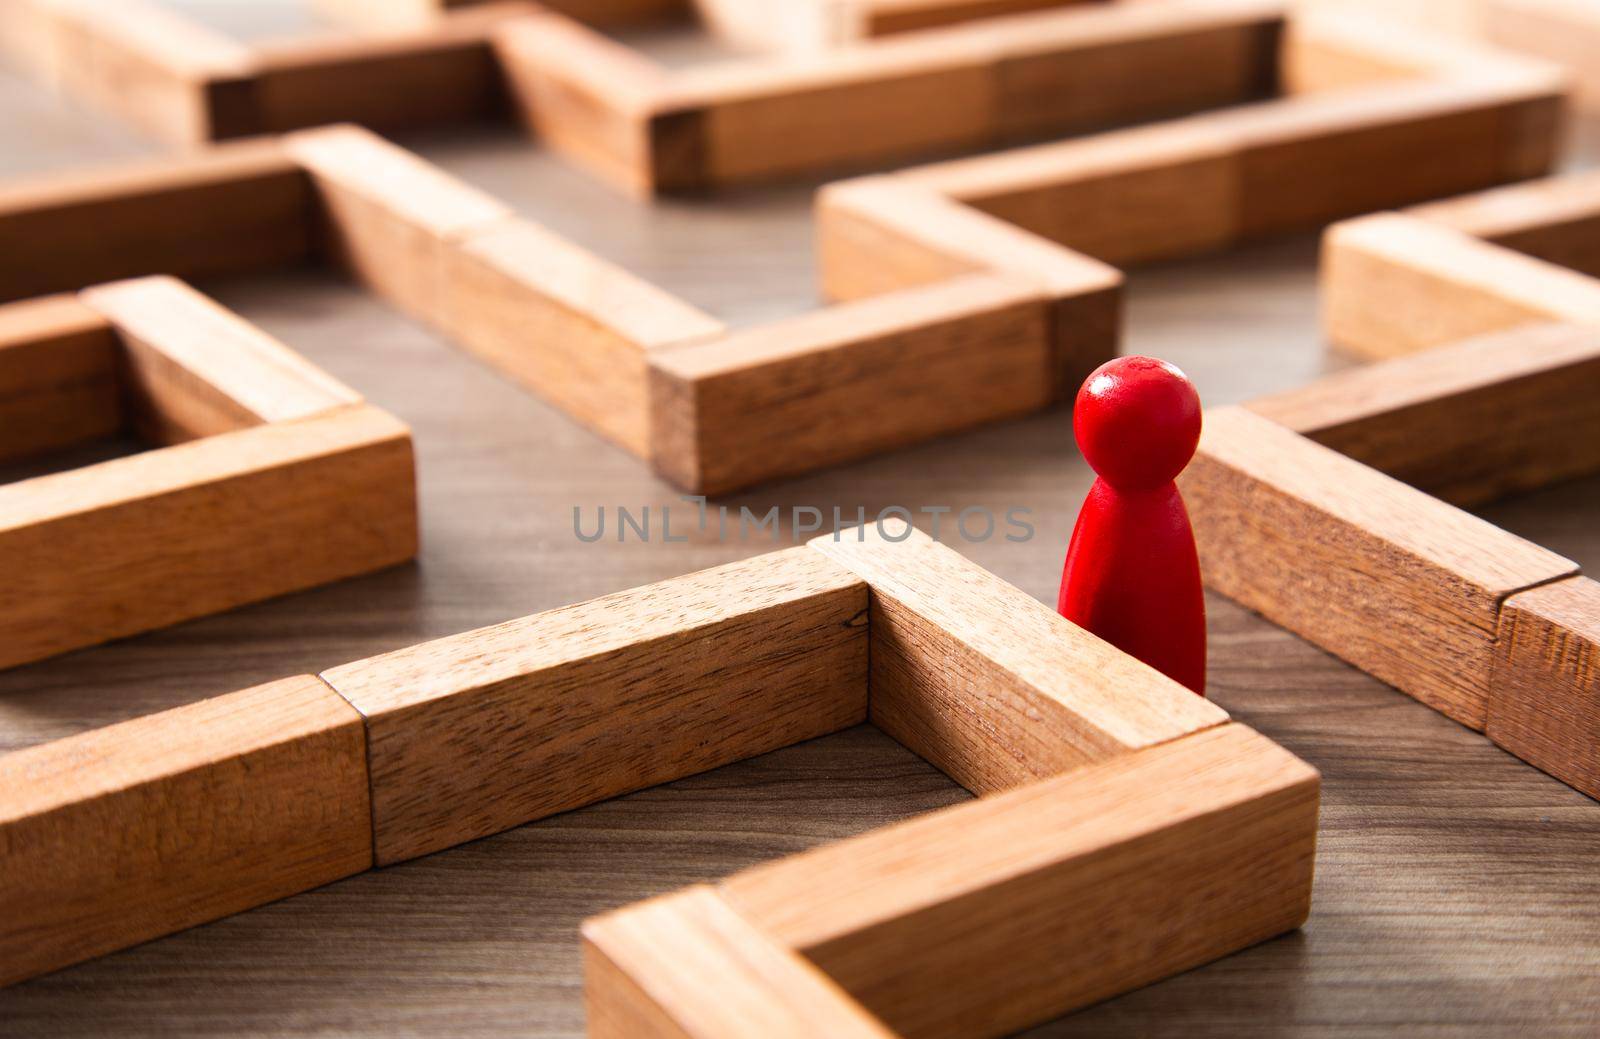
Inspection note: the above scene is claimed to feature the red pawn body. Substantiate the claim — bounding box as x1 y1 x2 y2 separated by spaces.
1057 356 1206 695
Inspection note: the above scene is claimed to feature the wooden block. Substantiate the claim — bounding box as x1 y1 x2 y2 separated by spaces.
0 404 418 670
249 11 513 135
1487 0 1600 111
896 119 1240 265
815 177 1121 395
1179 406 1577 729
0 674 372 987
0 139 315 303
1322 213 1600 358
718 723 1319 1039
584 886 897 1039
27 0 259 143
81 276 361 445
1247 322 1600 506
493 12 674 197
285 124 511 327
980 0 1282 140
319 547 869 865
0 293 121 464
1408 170 1600 279
646 273 1054 495
860 0 1105 38
439 218 723 456
1282 8 1525 93
1213 75 1565 238
1488 576 1600 801
809 520 1226 794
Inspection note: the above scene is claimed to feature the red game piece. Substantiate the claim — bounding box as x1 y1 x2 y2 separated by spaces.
1057 356 1207 695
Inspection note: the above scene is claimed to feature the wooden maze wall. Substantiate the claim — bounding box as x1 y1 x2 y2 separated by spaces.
0 0 1596 1035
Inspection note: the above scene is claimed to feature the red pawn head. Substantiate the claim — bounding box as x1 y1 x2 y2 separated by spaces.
1074 356 1201 490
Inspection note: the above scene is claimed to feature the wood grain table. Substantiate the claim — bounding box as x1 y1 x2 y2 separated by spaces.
1 5 1598 1036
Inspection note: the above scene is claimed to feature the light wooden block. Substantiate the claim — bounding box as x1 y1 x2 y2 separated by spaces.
816 177 1122 397
647 274 1054 495
1322 212 1600 358
1212 75 1564 238
81 275 362 445
858 0 1104 39
809 521 1226 794
1407 169 1600 279
1488 576 1600 801
250 9 515 135
1179 406 1577 729
0 139 314 303
319 547 869 865
440 217 723 456
0 293 120 464
0 674 372 988
718 723 1319 1039
26 0 258 144
286 124 512 328
584 886 897 1039
0 403 418 670
895 119 1240 265
1247 322 1600 506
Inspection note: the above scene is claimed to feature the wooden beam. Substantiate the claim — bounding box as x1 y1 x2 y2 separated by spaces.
646 274 1055 495
585 886 898 1039
319 547 869 865
0 674 372 988
809 521 1227 794
718 723 1319 1039
81 275 362 445
1486 0 1600 112
815 176 1122 396
1407 169 1600 279
1179 406 1577 730
1322 212 1600 358
249 6 523 135
1246 322 1600 506
0 403 418 670
18 0 258 144
440 217 723 457
0 139 314 303
1488 575 1600 801
0 293 121 464
286 124 511 328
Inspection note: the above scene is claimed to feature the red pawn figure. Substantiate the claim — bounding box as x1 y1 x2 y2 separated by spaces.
1057 356 1206 695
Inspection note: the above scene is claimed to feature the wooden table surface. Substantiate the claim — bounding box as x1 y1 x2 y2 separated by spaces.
2 5 1599 1036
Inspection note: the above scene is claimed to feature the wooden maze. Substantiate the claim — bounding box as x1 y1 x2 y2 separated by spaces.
0 0 1597 1034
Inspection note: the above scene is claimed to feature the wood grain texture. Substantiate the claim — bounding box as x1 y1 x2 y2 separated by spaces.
810 521 1227 794
0 293 120 464
494 11 673 197
14 0 257 144
0 403 417 670
719 723 1319 1039
814 176 1121 395
1246 322 1600 506
647 0 1284 190
1180 406 1577 729
81 275 361 445
0 674 372 988
440 217 722 457
320 547 869 865
584 886 897 1039
0 138 314 303
1488 575 1600 801
286 124 511 328
1407 168 1600 279
1322 212 1600 357
646 273 1054 495
249 7 517 135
